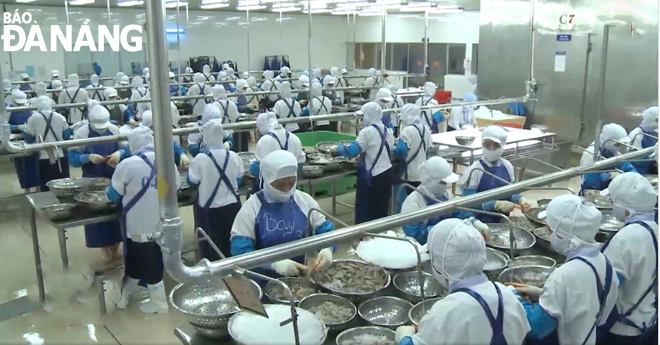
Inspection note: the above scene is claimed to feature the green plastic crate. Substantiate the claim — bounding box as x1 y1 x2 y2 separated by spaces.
296 131 357 199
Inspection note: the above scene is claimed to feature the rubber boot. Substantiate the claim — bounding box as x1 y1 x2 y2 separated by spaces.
139 281 169 314
111 277 139 309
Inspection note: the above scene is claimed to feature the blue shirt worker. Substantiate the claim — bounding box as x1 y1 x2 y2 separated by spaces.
414 82 445 134
628 107 658 174
8 90 40 193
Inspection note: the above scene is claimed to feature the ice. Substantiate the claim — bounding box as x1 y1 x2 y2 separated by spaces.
357 231 430 269
231 305 326 345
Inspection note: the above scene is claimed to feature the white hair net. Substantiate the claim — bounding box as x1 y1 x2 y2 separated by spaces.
261 150 298 185
212 85 227 100
223 63 229 70
3 79 10 90
51 69 60 77
35 82 47 97
279 81 292 98
202 119 226 149
323 75 336 87
298 75 310 88
193 73 206 84
203 64 211 74
219 71 228 79
312 68 322 79
330 67 339 77
367 68 376 77
242 71 250 79
361 102 383 127
115 72 125 81
227 67 235 75
247 76 258 87
280 66 290 76
89 104 111 130
87 100 101 112
482 125 508 146
141 110 153 128
256 112 278 135
310 83 323 98
428 219 487 284
201 103 221 124
236 79 249 91
604 172 658 215
127 125 154 154
11 89 27 105
36 95 53 112
142 67 149 76
544 195 602 255
119 75 130 85
376 87 393 103
67 74 80 87
641 106 659 130
400 104 422 126
90 74 99 85
168 71 175 79
600 123 630 153
423 82 436 96
263 70 274 80
185 66 193 74
421 157 460 186
52 80 63 89
104 87 118 99
131 76 143 89
341 68 348 75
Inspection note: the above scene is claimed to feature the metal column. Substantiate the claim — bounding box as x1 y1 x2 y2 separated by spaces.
594 25 612 156
380 4 386 71
346 14 351 69
176 0 183 77
308 0 313 74
246 10 251 73
424 10 429 78
352 13 357 70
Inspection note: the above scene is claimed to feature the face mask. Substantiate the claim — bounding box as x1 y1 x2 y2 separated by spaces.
613 202 627 222
264 182 296 203
650 122 659 130
482 147 503 163
423 182 447 198
550 231 572 255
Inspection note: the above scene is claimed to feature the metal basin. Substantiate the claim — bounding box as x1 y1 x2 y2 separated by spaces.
643 174 658 186
582 190 613 209
536 198 552 209
46 177 110 200
74 191 116 213
311 260 391 304
484 248 510 279
39 203 77 221
358 296 413 329
532 226 553 253
455 135 476 146
263 277 316 305
510 255 556 268
301 165 324 178
485 224 537 251
336 326 396 345
299 293 357 333
524 207 545 225
600 211 625 233
531 124 548 133
408 297 443 325
498 265 554 288
392 272 443 304
169 277 262 339
316 141 340 155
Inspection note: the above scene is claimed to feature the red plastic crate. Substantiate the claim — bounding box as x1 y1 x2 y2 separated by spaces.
434 90 452 104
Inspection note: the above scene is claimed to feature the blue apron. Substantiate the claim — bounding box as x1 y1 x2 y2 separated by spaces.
476 159 512 223
401 124 428 182
250 131 290 194
37 112 70 189
254 191 308 266
421 97 439 134
600 221 658 342
580 146 619 194
455 282 508 345
83 125 122 248
422 194 449 227
355 124 391 224
64 88 87 121
9 110 39 189
90 85 104 101
631 127 658 175
190 84 211 110
120 153 155 250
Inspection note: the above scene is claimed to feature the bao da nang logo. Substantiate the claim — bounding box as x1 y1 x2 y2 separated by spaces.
2 10 143 52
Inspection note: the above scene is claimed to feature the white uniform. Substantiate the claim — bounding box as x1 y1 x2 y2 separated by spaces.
459 158 516 190
399 123 432 182
414 95 439 130
448 106 477 130
188 149 244 208
188 73 212 117
363 68 380 101
309 83 332 126
255 127 305 164
412 282 530 345
401 189 453 214
27 110 69 160
59 86 89 124
355 123 395 177
214 99 240 135
273 98 302 132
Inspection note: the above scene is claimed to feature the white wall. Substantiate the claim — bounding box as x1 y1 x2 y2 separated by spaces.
355 12 480 43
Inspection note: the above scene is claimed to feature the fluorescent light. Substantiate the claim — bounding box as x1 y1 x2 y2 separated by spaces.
275 17 292 21
399 5 460 12
165 1 187 7
200 2 229 8
225 16 242 20
16 0 37 3
262 0 292 2
336 1 371 7
165 28 185 33
117 0 143 6
237 4 267 10
70 0 94 4
271 4 300 11
427 8 463 13
302 8 332 13
331 9 358 15
358 10 382 15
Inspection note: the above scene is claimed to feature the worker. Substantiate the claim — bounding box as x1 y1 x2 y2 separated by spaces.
230 150 335 277
235 79 259 114
29 82 55 108
114 72 125 87
86 74 105 102
303 83 333 131
226 67 238 83
202 64 215 83
251 112 305 185
129 76 148 112
338 102 399 224
448 93 478 131
580 123 637 194
92 62 102 76
260 70 278 107
329 67 344 103
415 82 445 134
280 66 290 79
512 194 618 345
322 75 341 104
295 75 310 103
628 106 658 174
48 70 60 89
338 68 350 87
599 173 658 345
69 106 128 262
380 70 392 86
102 87 132 126
458 126 533 222
218 71 233 92
187 73 213 118
59 74 89 124
389 84 405 135
3 79 13 104
212 85 240 143
246 76 263 105
363 68 380 101
23 96 71 191
50 80 63 104
182 66 194 83
19 73 32 91
8 90 40 193
311 68 323 85
140 109 188 170
188 104 231 157
187 120 243 260
396 219 531 345
108 126 179 314
401 157 489 244
168 71 185 96
394 104 432 200
375 87 395 129
273 82 302 133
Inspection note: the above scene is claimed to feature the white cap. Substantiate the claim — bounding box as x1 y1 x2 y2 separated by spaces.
104 87 118 99
67 74 80 87
298 75 310 87
256 112 278 135
423 82 436 96
89 105 111 130
36 95 53 112
169 71 175 79
51 80 63 89
641 107 659 129
20 73 29 79
193 73 205 84
201 118 226 149
141 110 153 128
51 70 59 77
201 103 221 124
601 172 657 214
360 102 383 127
323 75 336 86
11 90 27 104
127 126 154 154
600 123 631 152
262 70 274 79
400 103 421 126
428 219 487 282
482 125 508 146
236 79 249 90
421 156 460 184
278 82 292 98
212 85 227 100
545 194 601 243
261 150 298 184
310 82 323 98
376 87 393 103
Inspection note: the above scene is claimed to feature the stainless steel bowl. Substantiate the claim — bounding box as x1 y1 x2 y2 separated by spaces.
263 277 317 305
237 152 256 171
392 272 443 304
498 265 555 288
536 198 552 209
532 226 554 253
484 248 510 279
299 293 357 333
316 141 340 155
74 191 116 213
485 224 537 251
301 165 325 178
643 174 658 186
336 326 396 345
531 124 548 133
169 277 263 339
311 158 342 172
46 177 110 199
582 190 613 209
311 259 391 304
524 207 545 225
510 255 556 268
600 211 625 233
303 146 319 155
308 153 332 161
455 135 476 146
39 203 77 221
358 296 413 329
408 297 443 325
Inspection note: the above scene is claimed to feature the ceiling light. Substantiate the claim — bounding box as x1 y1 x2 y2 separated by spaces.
400 4 459 12
335 1 371 7
271 4 300 11
225 16 242 20
16 0 37 3
302 8 332 13
165 1 187 7
275 17 292 21
237 4 267 10
331 9 358 15
427 8 462 13
165 28 185 33
200 2 229 8
70 0 95 5
117 0 143 6
262 0 292 2
357 10 382 15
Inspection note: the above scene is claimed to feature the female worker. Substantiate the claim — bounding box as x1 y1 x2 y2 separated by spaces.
580 123 637 194
188 104 230 157
363 68 380 101
600 173 658 345
202 64 215 83
295 75 310 103
395 219 530 345
415 82 445 134
628 106 658 174
303 83 332 131
129 76 148 113
260 70 279 107
230 150 335 277
375 87 395 129
322 75 341 104
235 79 258 114
212 85 239 133
448 92 478 131
182 66 193 84
8 90 40 193
338 102 401 224
273 81 302 133
246 76 263 106
102 87 132 126
86 74 104 102
29 82 56 108
329 67 344 103
187 120 244 260
108 126 180 314
401 157 489 244
458 125 533 223
69 105 128 262
513 195 618 345
59 74 89 124
140 111 189 170
187 73 213 118
388 84 405 134
311 68 323 85
24 96 71 191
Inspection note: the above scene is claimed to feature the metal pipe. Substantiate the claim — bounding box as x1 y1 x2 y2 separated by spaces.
352 13 357 71
380 3 386 72
464 167 512 190
522 186 575 195
308 0 313 77
596 139 638 160
518 157 564 181
630 131 659 145
594 25 612 157
424 10 429 78
346 14 350 69
528 0 536 81
185 147 655 279
246 9 251 74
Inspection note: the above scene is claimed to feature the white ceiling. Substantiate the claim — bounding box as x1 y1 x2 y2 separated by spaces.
0 0 480 13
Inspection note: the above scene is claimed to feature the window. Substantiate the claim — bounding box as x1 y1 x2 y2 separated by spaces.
447 44 466 75
471 44 478 74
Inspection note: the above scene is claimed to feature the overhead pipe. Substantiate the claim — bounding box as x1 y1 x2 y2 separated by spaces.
160 146 656 282
10 77 114 85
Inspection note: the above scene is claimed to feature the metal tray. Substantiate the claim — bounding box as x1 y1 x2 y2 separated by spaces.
524 208 545 225
485 224 536 251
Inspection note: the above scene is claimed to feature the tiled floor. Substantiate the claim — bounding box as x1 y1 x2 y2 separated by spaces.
0 140 583 344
